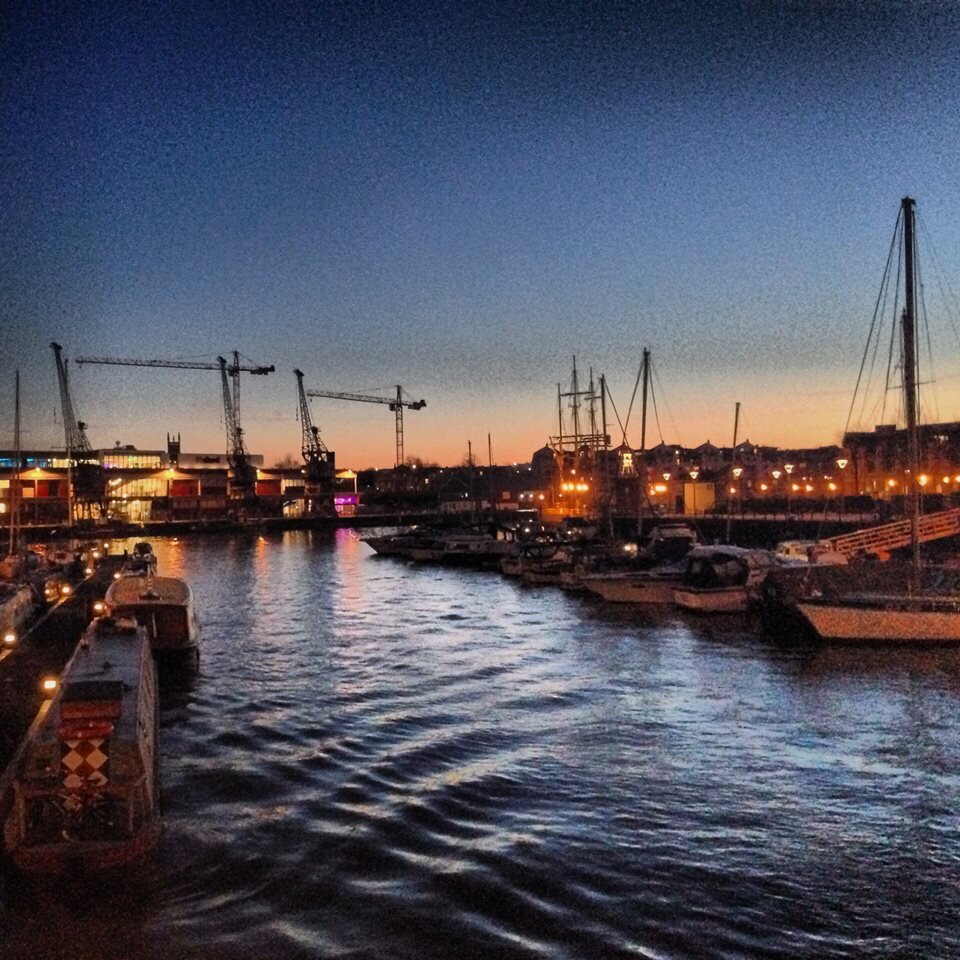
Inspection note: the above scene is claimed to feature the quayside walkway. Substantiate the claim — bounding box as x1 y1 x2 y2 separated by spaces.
0 558 123 817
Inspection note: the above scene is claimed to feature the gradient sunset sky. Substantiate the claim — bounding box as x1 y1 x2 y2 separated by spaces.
4 1 960 469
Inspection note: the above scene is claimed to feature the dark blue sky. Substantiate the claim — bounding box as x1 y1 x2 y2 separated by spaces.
4 1 960 467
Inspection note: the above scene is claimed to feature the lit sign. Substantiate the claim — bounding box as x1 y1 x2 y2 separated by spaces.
334 495 359 506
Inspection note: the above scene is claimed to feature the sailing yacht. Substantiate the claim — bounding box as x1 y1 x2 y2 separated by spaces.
796 197 960 643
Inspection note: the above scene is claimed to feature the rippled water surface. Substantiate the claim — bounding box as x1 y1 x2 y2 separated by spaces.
3 529 960 959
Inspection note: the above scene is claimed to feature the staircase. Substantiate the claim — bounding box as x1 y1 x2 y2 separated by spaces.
823 507 960 558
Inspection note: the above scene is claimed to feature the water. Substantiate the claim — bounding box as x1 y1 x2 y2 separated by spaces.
2 529 959 959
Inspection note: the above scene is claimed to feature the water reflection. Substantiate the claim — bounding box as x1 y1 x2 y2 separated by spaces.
0 532 957 959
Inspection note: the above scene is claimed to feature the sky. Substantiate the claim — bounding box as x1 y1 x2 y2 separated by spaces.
3 1 960 469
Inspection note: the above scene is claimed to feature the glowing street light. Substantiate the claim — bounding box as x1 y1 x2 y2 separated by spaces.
835 457 849 516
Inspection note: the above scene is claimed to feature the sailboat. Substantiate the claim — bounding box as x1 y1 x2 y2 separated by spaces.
579 349 699 603
796 197 960 643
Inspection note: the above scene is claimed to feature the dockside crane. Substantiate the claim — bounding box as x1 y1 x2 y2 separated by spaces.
304 385 426 468
50 342 105 520
75 352 275 503
294 370 337 514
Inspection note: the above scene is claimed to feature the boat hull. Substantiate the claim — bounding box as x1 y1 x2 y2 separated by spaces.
6 821 162 874
583 576 679 604
796 597 960 644
673 585 748 613
0 583 35 638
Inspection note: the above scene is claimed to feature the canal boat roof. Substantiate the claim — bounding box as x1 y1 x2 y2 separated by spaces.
18 617 152 773
107 575 191 606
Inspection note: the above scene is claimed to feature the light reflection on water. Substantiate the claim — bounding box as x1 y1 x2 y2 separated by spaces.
2 528 959 959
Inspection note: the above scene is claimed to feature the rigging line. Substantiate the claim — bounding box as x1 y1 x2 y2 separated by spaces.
919 214 960 353
847 206 902 435
604 381 629 447
648 377 666 447
650 359 682 447
861 221 902 430
621 361 645 445
880 241 904 428
917 261 940 424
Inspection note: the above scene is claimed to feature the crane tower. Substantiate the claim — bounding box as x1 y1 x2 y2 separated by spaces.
50 342 105 519
294 369 336 514
76 352 274 504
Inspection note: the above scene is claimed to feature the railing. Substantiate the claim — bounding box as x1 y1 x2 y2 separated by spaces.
823 507 960 558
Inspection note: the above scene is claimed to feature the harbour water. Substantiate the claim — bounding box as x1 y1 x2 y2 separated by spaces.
2 529 959 959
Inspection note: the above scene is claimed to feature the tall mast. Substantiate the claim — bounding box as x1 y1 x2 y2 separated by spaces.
901 196 920 574
639 349 650 453
8 371 20 558
726 400 741 543
600 374 611 536
637 348 650 539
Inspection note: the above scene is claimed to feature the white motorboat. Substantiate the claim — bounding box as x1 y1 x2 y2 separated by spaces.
105 575 201 661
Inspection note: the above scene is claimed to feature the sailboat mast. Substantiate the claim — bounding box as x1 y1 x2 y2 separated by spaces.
901 195 920 573
726 401 741 543
637 348 650 540
8 371 20 558
639 349 649 453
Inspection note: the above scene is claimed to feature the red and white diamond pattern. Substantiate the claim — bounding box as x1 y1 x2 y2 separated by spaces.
61 738 110 790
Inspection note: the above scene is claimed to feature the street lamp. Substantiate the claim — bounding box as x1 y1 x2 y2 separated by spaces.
689 468 699 515
835 457 848 517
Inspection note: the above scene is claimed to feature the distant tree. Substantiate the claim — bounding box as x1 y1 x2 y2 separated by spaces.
272 453 299 469
404 455 437 469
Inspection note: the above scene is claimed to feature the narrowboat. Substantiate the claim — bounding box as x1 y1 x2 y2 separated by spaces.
3 616 161 873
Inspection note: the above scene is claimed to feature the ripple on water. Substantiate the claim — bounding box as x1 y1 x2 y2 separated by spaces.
2 532 957 960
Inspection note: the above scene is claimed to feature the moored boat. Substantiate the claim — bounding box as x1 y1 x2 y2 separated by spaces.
672 545 777 613
793 198 960 645
581 567 684 604
3 616 161 873
795 592 960 644
122 541 157 576
105 575 201 661
0 582 36 645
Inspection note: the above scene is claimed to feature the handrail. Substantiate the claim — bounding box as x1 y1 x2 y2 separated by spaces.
823 507 960 557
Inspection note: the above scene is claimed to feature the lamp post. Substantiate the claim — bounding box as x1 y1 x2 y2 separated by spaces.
689 468 699 516
663 473 671 516
836 457 848 517
784 464 795 515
